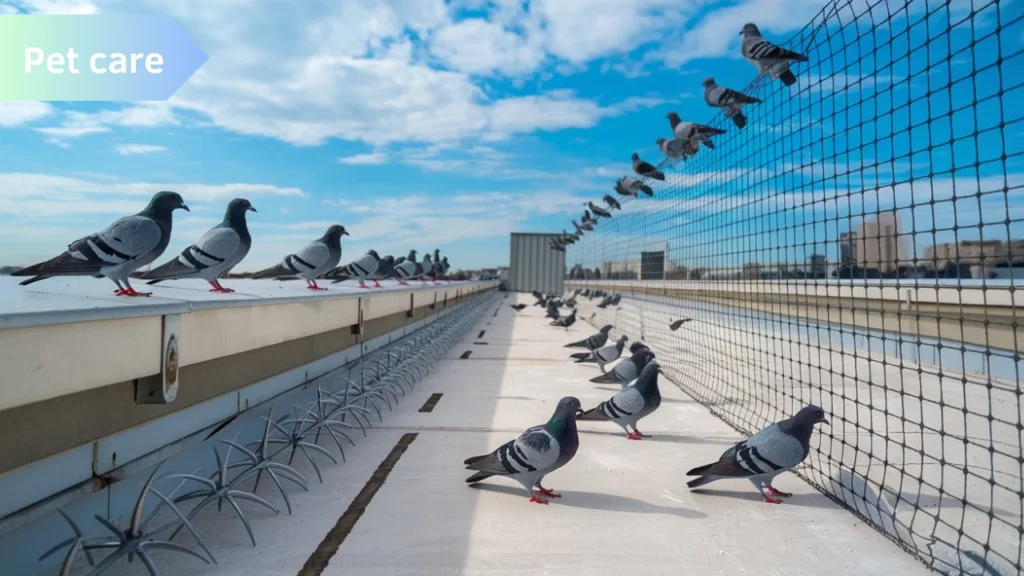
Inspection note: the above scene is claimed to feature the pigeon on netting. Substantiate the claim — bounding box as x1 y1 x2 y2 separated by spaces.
614 176 654 198
631 153 665 180
252 224 348 290
577 360 662 440
670 318 694 331
666 113 727 150
685 404 829 503
571 334 629 373
603 194 622 210
740 22 809 87
703 77 762 129
564 324 613 350
589 348 656 387
465 397 584 504
656 137 695 160
12 191 190 296
588 201 613 219
143 198 256 293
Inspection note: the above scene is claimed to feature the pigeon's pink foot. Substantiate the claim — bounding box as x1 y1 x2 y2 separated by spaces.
529 496 550 505
626 431 642 440
536 487 561 498
307 282 328 291
766 486 792 498
373 281 381 288
113 289 127 295
633 428 645 438
123 288 151 297
764 497 783 504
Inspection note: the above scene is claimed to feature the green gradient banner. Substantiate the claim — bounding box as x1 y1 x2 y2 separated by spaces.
0 14 208 101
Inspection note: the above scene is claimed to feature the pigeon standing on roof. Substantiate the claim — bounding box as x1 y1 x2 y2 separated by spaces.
393 250 422 285
615 176 654 198
703 77 763 129
439 256 450 280
464 397 584 504
686 405 829 503
577 360 662 440
551 309 576 329
631 153 665 180
656 137 694 160
251 225 347 290
143 198 256 293
666 113 727 149
740 23 809 87
571 334 628 373
564 324 613 350
326 250 381 289
603 194 621 210
587 201 612 219
589 348 656 386
12 191 190 296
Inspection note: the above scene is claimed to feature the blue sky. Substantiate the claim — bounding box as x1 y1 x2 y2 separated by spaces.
0 0 1020 273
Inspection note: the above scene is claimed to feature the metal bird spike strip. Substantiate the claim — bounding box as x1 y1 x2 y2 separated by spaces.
38 292 494 575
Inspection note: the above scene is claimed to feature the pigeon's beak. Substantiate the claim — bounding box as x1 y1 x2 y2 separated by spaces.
248 206 257 213
738 30 744 36
576 408 584 417
821 418 830 426
180 203 190 212
342 230 350 236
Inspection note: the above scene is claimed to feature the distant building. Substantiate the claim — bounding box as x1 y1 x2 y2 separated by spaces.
640 251 665 280
856 211 909 273
924 240 1024 278
742 262 764 280
839 231 858 265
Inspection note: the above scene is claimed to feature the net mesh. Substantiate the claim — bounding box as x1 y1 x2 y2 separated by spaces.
567 0 1023 573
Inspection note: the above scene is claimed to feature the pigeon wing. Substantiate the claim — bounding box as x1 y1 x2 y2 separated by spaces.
602 386 645 420
465 426 559 476
743 37 807 62
145 227 241 280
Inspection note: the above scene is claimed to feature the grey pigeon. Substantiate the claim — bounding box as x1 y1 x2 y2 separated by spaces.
13 191 189 296
551 309 576 329
465 396 584 504
615 176 654 197
670 318 693 331
631 153 665 180
326 250 381 289
413 254 434 284
251 224 348 290
510 303 527 312
703 77 762 129
603 194 621 210
394 256 407 266
590 348 655 386
587 201 612 219
656 137 695 160
571 334 628 373
666 113 726 149
564 324 613 350
577 360 662 440
142 198 255 292
740 22 809 87
686 404 829 503
572 220 586 236
366 254 397 287
439 256 450 279
393 250 422 285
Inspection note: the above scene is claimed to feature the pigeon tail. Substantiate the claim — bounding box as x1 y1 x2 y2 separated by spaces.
686 475 720 489
251 262 291 279
11 253 101 279
685 462 718 476
649 169 666 181
576 406 609 421
16 274 53 286
779 69 797 86
589 372 621 384
465 471 494 484
732 113 748 129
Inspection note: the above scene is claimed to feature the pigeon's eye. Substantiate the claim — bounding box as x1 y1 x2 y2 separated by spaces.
816 411 823 417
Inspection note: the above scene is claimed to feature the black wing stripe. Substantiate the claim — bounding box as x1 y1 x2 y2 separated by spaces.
181 247 207 270
291 254 316 270
510 445 537 472
738 447 765 475
497 442 518 474
193 245 225 263
90 235 133 261
750 447 784 471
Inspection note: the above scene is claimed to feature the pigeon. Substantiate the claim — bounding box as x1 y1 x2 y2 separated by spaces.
631 153 665 180
327 250 381 289
394 256 407 266
564 324 613 350
666 113 727 149
420 249 443 285
603 194 621 210
589 348 656 386
703 77 762 129
577 359 662 440
615 176 654 197
414 254 435 284
572 220 586 236
545 300 560 320
12 191 189 296
579 219 595 232
393 250 422 285
571 335 628 373
685 404 829 503
510 303 527 312
464 397 584 504
333 254 394 286
550 238 566 252
740 23 809 87
251 224 348 290
142 198 256 292
439 256 450 279
587 201 612 219
670 318 693 331
551 309 576 329
656 137 695 160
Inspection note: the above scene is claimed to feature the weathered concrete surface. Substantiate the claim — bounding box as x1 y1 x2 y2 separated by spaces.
104 293 929 576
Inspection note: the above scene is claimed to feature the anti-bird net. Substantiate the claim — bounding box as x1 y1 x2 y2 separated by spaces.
567 0 1023 574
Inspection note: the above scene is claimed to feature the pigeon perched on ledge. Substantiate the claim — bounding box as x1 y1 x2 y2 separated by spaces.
685 404 829 503
252 224 347 290
740 22 809 87
578 360 662 440
465 396 584 504
12 191 189 296
143 198 255 293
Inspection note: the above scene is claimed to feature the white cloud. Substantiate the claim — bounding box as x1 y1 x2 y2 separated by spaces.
0 102 54 127
429 18 545 76
115 143 167 156
9 0 97 13
338 152 388 165
36 103 178 144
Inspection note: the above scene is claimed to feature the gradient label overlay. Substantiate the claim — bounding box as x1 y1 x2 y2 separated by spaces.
0 14 208 101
